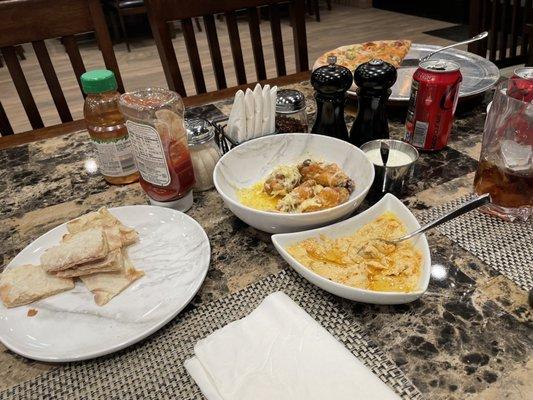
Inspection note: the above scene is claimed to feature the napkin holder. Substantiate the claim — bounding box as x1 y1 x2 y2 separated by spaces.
207 115 277 155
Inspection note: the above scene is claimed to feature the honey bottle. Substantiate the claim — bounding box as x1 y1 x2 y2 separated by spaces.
81 70 139 185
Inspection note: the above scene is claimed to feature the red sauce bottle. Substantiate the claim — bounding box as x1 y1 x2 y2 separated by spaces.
119 88 196 211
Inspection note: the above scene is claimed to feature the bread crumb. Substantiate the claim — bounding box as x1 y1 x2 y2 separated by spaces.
27 309 38 317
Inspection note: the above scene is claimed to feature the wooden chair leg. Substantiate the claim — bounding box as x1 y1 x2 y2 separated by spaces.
526 24 533 67
313 0 320 22
326 0 332 11
15 45 25 60
117 11 131 52
306 0 313 15
194 17 202 32
0 101 14 136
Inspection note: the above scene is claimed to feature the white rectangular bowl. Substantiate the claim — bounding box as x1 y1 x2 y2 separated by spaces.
272 193 431 305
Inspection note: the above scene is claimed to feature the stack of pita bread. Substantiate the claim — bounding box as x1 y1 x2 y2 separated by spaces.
0 207 144 308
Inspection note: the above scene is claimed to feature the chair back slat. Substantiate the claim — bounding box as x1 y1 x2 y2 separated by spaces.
488 1 499 61
62 35 87 96
510 0 520 58
0 101 14 136
88 0 124 92
146 0 308 96
225 11 247 85
147 5 186 96
499 0 509 60
203 14 227 90
522 0 532 61
31 40 72 123
182 18 207 94
469 0 532 67
248 7 267 81
269 4 286 77
290 0 308 72
1 46 44 129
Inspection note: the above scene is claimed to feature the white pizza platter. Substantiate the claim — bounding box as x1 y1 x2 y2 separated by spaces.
0 205 210 362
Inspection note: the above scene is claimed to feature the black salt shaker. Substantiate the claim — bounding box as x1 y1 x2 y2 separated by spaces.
349 59 397 147
310 56 353 141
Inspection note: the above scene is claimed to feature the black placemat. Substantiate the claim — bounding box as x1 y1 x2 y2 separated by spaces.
419 195 532 290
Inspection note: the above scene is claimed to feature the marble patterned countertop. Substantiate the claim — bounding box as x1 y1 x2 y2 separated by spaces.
0 81 531 399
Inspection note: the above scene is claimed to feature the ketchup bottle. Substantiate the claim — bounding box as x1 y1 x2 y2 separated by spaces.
119 88 196 211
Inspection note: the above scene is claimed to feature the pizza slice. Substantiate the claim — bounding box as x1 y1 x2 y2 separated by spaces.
315 40 412 72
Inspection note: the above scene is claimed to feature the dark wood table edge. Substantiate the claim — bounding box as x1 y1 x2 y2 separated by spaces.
0 71 311 150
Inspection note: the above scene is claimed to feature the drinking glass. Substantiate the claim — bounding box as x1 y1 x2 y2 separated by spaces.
473 79 532 221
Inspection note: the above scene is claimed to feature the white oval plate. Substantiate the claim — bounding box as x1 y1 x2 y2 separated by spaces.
0 205 210 362
272 194 431 305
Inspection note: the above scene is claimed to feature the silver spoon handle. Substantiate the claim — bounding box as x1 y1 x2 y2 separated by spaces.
422 31 488 61
400 193 491 241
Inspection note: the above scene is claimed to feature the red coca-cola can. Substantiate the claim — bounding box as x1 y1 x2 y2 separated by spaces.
508 67 533 102
404 59 462 151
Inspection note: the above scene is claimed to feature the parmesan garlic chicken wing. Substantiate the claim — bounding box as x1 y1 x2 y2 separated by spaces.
263 165 301 196
277 181 350 213
298 160 355 192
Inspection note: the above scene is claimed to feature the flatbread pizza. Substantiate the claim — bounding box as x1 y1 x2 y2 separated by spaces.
315 40 412 71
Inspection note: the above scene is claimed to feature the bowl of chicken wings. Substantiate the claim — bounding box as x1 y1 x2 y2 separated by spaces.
213 134 375 233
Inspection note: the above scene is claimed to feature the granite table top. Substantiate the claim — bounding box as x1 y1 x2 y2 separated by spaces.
0 81 531 400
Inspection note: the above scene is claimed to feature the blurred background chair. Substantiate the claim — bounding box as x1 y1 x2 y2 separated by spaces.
107 0 147 52
468 0 533 67
306 0 332 22
145 0 308 98
0 0 122 136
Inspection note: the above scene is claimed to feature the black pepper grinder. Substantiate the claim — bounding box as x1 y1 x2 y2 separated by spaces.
311 56 353 141
349 59 397 147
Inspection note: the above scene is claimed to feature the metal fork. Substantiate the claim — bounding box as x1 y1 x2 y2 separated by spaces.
359 194 491 251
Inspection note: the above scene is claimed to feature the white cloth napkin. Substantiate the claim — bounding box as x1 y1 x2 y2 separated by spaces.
269 85 278 134
253 84 263 138
244 88 255 140
226 90 246 143
184 292 400 400
226 84 278 142
261 84 271 135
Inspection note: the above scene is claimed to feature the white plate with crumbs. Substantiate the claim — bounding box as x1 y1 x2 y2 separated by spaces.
272 194 431 305
0 205 210 362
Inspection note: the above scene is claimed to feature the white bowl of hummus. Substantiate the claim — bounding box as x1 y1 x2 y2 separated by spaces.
213 134 375 233
272 193 431 304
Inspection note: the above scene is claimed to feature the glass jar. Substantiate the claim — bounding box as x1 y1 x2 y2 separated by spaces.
473 79 532 221
119 88 196 212
275 89 308 133
186 118 221 191
81 69 139 185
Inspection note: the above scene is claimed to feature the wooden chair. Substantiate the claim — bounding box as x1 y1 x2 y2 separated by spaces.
0 0 123 135
145 0 309 97
469 0 533 67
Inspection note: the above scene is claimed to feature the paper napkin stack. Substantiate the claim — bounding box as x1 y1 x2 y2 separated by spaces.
226 84 278 144
185 291 400 400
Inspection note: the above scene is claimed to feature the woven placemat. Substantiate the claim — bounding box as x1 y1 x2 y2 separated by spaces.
419 195 532 290
1 269 421 400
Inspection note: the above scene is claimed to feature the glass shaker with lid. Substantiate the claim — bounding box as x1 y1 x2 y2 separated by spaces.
275 89 309 133
186 118 221 191
119 88 196 212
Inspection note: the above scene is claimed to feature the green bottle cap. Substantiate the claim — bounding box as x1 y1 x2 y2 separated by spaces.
80 69 117 94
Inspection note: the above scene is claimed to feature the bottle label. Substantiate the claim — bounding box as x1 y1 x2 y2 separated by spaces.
125 120 171 186
91 136 137 177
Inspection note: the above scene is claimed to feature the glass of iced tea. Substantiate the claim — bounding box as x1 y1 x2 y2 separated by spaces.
474 79 532 221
